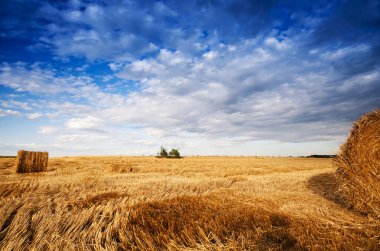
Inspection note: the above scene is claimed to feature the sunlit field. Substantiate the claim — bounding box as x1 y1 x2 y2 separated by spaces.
0 156 378 250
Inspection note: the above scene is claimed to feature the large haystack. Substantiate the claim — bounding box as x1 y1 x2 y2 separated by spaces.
16 150 48 173
335 109 380 218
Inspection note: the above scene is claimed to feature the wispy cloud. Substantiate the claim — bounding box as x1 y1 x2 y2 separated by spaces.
27 113 42 119
1 100 31 110
38 126 57 134
65 116 103 130
0 108 20 117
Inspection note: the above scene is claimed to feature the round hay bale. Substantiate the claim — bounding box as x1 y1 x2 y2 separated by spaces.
334 109 380 218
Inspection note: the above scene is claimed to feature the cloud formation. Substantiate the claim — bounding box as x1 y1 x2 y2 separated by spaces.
38 126 57 134
0 108 20 117
27 113 42 120
0 0 379 156
66 116 104 129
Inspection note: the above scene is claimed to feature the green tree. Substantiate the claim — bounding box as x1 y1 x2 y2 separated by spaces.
169 148 180 158
159 146 168 157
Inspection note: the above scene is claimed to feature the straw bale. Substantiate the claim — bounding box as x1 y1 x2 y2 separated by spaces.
16 150 48 173
334 109 380 218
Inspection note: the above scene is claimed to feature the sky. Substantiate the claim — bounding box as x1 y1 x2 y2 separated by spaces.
0 0 379 157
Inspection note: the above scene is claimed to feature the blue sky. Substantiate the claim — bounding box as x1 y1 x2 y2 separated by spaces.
0 0 379 156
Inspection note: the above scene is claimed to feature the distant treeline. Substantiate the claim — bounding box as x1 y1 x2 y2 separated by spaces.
0 156 16 158
306 154 336 158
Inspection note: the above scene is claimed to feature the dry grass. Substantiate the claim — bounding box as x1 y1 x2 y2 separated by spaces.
16 150 48 173
0 156 379 250
335 109 380 219
109 160 138 173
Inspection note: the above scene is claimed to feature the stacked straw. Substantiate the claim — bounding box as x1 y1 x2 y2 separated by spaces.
335 109 380 218
16 150 49 173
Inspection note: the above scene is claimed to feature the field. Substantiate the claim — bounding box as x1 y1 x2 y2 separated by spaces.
0 156 379 250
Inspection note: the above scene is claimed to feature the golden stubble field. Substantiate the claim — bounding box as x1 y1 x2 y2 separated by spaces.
0 156 379 250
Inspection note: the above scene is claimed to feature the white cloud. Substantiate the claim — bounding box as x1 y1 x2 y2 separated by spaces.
2 36 378 148
0 63 128 120
50 25 158 62
1 100 31 110
27 113 42 119
0 109 20 117
0 29 378 156
203 50 218 60
0 63 94 95
65 116 103 129
264 37 289 50
108 63 123 71
321 44 369 60
110 37 379 143
57 134 109 143
0 0 378 157
38 126 57 134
